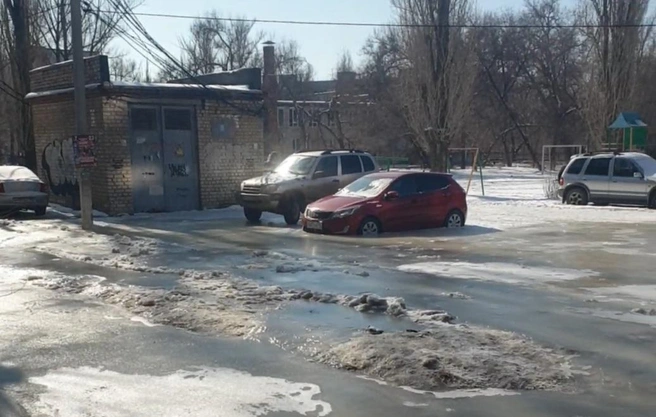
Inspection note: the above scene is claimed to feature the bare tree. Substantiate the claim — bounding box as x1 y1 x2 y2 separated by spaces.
34 0 142 62
393 0 479 171
109 51 142 81
334 50 354 74
3 0 35 169
577 0 654 147
167 10 264 78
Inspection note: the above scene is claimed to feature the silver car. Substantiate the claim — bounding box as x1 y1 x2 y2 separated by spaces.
0 165 49 216
557 152 656 208
236 150 380 225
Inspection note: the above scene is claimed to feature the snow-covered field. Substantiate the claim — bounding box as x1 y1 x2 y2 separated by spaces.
451 166 656 230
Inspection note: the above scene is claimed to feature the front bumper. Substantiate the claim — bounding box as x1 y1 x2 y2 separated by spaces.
235 192 281 213
301 215 358 235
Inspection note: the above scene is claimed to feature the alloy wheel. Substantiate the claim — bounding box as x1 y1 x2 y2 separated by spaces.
446 212 463 228
361 221 379 236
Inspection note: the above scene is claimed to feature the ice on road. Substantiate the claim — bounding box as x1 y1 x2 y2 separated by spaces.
28 366 332 417
398 261 598 285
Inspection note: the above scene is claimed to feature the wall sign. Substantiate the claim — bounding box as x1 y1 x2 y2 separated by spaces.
73 135 97 168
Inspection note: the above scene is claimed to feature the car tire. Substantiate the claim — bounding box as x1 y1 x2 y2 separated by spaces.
244 207 262 223
284 198 301 225
34 206 47 216
649 190 656 209
444 210 465 228
565 187 588 206
358 217 381 236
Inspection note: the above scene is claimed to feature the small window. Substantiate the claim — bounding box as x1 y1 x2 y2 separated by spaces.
131 108 157 131
361 156 375 172
277 108 285 127
315 156 338 177
288 108 298 127
566 158 587 175
417 175 450 193
613 158 640 178
584 158 611 176
164 109 192 130
340 155 363 175
389 176 417 197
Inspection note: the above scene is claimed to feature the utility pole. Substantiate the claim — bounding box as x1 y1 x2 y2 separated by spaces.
71 0 93 230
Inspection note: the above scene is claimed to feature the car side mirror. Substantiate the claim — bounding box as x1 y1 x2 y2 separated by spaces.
384 191 399 201
634 172 644 179
313 171 325 179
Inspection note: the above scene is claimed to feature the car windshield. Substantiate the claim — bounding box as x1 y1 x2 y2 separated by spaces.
336 176 394 198
274 155 316 176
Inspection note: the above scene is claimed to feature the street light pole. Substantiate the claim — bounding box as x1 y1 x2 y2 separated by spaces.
71 0 93 230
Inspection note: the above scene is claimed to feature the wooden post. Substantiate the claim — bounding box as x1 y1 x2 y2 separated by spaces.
630 128 634 151
466 148 480 195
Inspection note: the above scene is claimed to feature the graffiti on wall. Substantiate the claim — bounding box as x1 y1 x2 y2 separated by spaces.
168 164 189 177
42 138 79 199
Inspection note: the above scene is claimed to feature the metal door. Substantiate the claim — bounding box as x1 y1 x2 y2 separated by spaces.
307 156 340 202
609 157 649 203
581 157 611 200
162 107 199 212
129 106 165 213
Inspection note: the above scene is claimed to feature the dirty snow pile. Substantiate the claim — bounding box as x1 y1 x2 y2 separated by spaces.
318 325 575 392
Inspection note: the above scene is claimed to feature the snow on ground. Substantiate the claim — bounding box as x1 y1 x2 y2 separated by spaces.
27 366 331 417
449 166 656 230
584 285 656 303
398 261 598 285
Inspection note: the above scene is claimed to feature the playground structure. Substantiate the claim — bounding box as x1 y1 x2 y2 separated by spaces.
606 112 648 152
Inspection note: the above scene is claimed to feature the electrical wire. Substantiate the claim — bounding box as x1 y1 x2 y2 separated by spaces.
99 0 263 115
95 9 656 29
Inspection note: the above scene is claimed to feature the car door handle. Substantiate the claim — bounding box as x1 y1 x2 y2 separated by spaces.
331 179 339 183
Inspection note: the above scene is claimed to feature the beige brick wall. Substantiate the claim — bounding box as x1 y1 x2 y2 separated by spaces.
197 102 264 208
31 94 264 214
30 55 109 92
31 93 118 214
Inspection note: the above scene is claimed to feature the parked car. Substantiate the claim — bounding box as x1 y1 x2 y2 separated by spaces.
0 165 49 216
301 171 467 236
557 152 656 208
236 149 380 225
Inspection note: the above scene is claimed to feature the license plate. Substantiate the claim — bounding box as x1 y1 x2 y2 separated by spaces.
306 220 322 231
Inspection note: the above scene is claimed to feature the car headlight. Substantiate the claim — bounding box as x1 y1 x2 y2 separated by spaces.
331 206 361 219
263 184 279 193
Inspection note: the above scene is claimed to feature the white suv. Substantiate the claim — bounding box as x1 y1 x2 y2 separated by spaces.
557 152 656 208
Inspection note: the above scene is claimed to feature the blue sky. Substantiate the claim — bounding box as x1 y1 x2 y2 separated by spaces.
116 0 577 80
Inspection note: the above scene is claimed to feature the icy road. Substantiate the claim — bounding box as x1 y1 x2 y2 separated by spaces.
1 167 656 416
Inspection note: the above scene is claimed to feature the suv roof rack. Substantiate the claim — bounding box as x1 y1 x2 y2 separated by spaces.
320 149 365 155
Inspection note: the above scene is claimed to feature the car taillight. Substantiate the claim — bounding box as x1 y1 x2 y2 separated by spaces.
558 178 564 186
39 183 47 193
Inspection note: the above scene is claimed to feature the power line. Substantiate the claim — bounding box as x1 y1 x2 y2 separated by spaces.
96 9 656 29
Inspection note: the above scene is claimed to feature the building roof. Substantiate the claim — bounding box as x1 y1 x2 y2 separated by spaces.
608 112 648 129
25 81 262 102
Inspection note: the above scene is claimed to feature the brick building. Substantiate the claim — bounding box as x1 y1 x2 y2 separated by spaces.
26 55 264 215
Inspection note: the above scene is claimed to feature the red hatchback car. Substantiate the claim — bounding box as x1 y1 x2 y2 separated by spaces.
302 171 467 236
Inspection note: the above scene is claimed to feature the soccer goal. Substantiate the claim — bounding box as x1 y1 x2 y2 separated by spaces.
541 145 585 174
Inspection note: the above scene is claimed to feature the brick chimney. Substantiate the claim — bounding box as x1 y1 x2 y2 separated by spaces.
336 71 357 96
262 41 278 155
